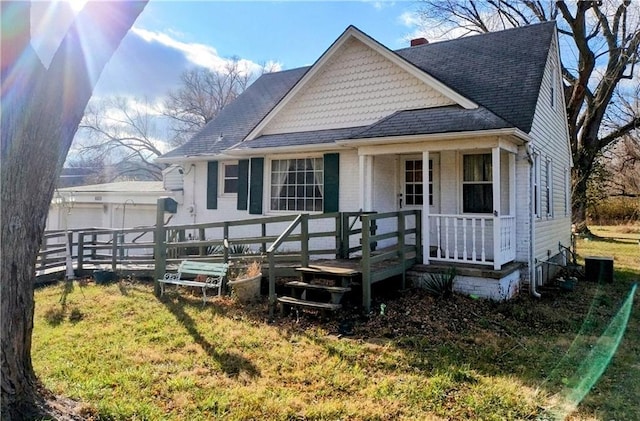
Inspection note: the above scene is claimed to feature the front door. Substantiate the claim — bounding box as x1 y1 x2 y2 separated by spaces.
399 155 439 248
399 155 439 213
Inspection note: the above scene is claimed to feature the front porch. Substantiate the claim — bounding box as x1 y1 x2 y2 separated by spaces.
354 135 521 271
37 208 521 314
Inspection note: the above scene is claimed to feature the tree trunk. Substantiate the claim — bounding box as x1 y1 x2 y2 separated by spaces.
1 2 147 417
572 177 590 234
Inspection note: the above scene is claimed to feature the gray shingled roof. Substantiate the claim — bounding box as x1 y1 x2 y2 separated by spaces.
160 22 554 159
233 126 366 150
394 22 555 133
350 106 513 139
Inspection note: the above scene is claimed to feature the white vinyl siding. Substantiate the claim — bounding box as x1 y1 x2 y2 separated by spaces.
564 167 570 216
526 32 572 263
262 37 454 134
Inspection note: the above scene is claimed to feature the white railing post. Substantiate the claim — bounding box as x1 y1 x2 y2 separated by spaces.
471 218 477 261
436 216 442 258
481 218 486 262
422 151 430 264
493 217 501 269
453 217 459 259
462 217 468 261
492 147 502 270
444 217 450 259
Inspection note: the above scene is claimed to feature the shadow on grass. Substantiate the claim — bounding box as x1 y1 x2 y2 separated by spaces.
580 235 639 245
159 294 261 378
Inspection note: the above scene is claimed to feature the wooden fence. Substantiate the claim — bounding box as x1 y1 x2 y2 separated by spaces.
37 209 422 312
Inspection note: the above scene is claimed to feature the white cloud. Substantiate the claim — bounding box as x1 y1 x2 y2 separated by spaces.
399 11 420 27
131 27 231 73
361 0 396 11
130 26 280 78
398 11 473 44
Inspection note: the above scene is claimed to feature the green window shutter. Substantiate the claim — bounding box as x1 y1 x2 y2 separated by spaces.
249 157 264 215
237 159 249 210
323 153 339 213
206 161 218 209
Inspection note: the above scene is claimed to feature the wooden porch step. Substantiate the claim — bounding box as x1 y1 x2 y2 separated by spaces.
296 265 359 276
296 265 360 288
285 281 351 294
285 281 351 304
277 296 342 312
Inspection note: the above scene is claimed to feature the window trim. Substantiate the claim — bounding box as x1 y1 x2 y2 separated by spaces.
545 158 554 217
461 152 493 214
534 152 542 218
220 161 239 197
268 156 324 213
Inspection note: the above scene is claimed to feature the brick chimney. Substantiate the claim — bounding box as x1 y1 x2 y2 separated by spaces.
410 38 428 47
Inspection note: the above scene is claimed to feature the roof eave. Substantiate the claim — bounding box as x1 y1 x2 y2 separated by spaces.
226 143 346 156
338 128 532 147
155 153 229 164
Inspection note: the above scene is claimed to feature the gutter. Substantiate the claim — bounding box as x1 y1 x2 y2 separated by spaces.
337 127 532 147
526 144 542 298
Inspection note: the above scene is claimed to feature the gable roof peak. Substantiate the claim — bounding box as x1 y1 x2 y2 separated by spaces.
244 24 477 140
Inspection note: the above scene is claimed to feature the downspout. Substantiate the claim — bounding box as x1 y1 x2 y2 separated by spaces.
526 144 542 298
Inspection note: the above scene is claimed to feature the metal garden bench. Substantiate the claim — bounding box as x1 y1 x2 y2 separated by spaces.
158 260 228 304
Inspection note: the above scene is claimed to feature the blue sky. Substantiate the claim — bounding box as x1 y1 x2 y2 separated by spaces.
89 1 427 99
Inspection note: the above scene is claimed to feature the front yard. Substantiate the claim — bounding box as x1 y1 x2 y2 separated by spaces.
33 225 639 420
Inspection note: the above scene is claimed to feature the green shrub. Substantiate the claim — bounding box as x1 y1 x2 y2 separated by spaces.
415 267 456 298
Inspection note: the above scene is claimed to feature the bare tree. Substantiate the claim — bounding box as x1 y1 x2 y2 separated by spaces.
164 58 253 146
418 0 640 233
1 1 146 418
600 87 640 198
78 96 166 180
604 136 640 198
73 58 261 179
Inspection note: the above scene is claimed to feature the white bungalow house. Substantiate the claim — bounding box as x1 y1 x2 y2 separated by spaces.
157 23 573 300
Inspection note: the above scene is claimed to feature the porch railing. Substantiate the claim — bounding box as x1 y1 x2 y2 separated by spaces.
428 214 515 269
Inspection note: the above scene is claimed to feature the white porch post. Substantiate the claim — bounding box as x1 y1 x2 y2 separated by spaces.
422 150 430 264
492 147 501 269
509 152 516 216
359 154 374 211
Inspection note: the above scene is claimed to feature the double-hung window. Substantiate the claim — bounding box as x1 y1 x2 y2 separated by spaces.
270 158 323 212
545 159 553 217
462 153 492 213
534 153 541 217
222 162 239 195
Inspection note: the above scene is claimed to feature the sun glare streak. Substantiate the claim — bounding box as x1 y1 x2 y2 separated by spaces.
67 0 88 13
548 283 637 419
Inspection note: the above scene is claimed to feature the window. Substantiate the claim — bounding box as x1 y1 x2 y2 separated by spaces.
404 159 433 206
270 158 323 212
462 153 492 213
222 162 238 194
545 159 553 217
534 153 541 217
